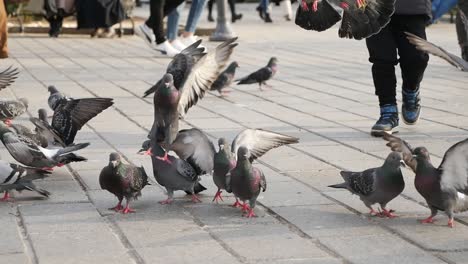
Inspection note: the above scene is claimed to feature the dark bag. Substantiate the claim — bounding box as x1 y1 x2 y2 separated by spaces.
76 0 125 29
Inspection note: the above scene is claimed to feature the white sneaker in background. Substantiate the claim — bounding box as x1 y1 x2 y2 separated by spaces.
171 39 187 52
135 24 155 47
154 41 180 57
180 35 206 51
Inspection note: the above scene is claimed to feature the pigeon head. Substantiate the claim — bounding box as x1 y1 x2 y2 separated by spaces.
109 152 122 168
384 152 405 168
413 147 431 162
162 74 174 88
218 138 230 151
227 61 240 70
268 57 278 67
236 146 250 161
38 108 48 122
137 140 152 156
48 86 59 94
19 98 28 107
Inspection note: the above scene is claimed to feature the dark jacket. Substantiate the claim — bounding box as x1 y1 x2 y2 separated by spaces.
395 0 431 16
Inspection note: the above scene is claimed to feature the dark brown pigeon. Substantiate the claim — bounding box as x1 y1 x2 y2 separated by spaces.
329 152 405 218
210 61 240 96
236 57 278 90
384 134 468 228
295 0 395 40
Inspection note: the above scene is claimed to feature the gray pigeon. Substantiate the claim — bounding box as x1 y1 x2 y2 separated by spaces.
0 122 89 170
9 123 48 148
0 160 51 201
228 147 267 218
236 57 278 90
148 38 238 162
0 66 19 90
215 129 299 205
295 0 395 40
406 31 468 72
42 86 114 146
0 98 28 126
210 61 240 96
328 152 405 217
145 142 203 204
384 134 468 228
99 153 149 214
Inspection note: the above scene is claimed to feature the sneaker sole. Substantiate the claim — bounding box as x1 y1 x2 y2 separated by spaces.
402 109 422 126
370 128 399 137
135 26 154 49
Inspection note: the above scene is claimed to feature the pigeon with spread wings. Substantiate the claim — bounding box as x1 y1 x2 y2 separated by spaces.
384 134 468 228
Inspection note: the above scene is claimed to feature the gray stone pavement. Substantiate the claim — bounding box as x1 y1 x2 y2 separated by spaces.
1 3 468 264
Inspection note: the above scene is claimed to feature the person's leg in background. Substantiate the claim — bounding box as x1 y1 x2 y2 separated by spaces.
395 15 429 125
0 0 9 58
261 0 272 23
283 0 292 21
180 0 207 45
457 0 468 60
207 0 215 22
228 0 242 23
366 20 399 136
167 4 187 51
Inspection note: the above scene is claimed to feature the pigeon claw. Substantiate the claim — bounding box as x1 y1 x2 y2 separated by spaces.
301 0 309 11
121 206 136 214
212 190 224 203
448 218 455 228
0 192 11 202
244 208 257 218
4 119 12 127
379 209 397 218
312 0 318 12
369 209 378 216
156 153 173 164
356 0 367 9
420 216 435 224
191 194 202 203
41 167 55 172
241 202 250 212
159 198 174 205
232 199 242 208
340 1 350 9
109 203 123 212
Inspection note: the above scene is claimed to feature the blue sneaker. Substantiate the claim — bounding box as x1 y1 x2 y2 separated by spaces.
402 89 421 125
371 104 399 137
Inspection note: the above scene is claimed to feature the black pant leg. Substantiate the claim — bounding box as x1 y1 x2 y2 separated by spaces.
366 21 399 107
163 0 185 16
208 0 214 16
146 0 166 43
228 0 237 17
394 15 429 92
457 0 468 60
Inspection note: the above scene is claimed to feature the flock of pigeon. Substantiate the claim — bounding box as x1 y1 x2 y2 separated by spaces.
1 1 468 225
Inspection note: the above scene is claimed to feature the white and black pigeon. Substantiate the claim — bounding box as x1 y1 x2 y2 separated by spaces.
406 15 468 72
295 0 395 40
214 129 299 206
0 122 89 170
0 98 28 126
0 66 19 90
384 134 468 228
147 38 238 163
210 61 240 96
236 57 278 91
0 160 51 201
99 152 150 214
329 152 405 218
37 86 114 146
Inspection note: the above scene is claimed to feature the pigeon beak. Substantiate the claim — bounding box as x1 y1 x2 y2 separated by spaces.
111 161 118 168
412 155 417 158
164 82 170 87
399 160 406 167
219 144 224 148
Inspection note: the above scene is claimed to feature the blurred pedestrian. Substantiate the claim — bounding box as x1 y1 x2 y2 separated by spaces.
44 0 75 37
457 0 468 60
366 0 431 136
207 0 243 23
179 0 207 46
76 0 125 38
258 0 272 23
0 0 7 58
135 0 184 56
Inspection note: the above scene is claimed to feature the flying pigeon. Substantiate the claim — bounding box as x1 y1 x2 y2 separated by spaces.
295 0 395 40
215 129 299 205
236 57 278 90
0 160 51 201
328 152 405 217
406 31 468 72
210 61 240 96
141 142 204 204
228 147 267 218
99 152 150 214
142 37 238 98
0 122 89 170
41 86 114 146
384 134 468 228
0 98 28 126
147 38 238 163
0 66 19 90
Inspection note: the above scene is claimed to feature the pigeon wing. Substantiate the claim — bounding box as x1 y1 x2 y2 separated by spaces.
439 139 468 194
0 66 19 90
383 134 417 172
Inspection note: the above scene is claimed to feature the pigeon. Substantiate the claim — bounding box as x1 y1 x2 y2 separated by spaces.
142 37 238 98
30 108 57 146
0 122 89 170
328 152 405 217
41 86 114 146
215 129 299 204
384 134 468 228
9 123 48 147
0 160 51 201
99 152 150 214
228 147 267 218
210 61 240 96
142 142 204 204
406 31 468 72
147 38 238 162
236 57 278 90
295 0 395 40
0 66 19 90
0 98 28 126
